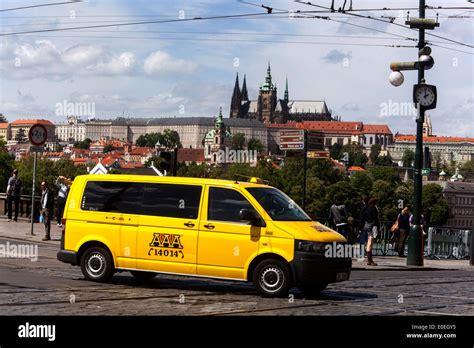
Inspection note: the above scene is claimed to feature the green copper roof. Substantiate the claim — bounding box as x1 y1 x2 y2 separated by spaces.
260 62 274 91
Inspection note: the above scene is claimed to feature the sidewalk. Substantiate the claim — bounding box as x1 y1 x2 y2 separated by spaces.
0 217 62 246
0 219 472 271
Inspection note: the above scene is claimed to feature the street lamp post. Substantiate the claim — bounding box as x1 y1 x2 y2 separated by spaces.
389 0 439 266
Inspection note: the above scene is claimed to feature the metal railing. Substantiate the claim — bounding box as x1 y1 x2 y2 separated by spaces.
0 193 42 222
426 227 471 260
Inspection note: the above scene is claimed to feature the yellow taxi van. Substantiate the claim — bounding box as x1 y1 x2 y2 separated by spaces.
57 174 351 297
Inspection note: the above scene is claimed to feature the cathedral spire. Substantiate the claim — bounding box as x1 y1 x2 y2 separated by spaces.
241 74 249 101
266 62 272 86
284 76 289 102
230 73 241 118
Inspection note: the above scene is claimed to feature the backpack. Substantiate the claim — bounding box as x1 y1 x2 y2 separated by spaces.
10 178 22 196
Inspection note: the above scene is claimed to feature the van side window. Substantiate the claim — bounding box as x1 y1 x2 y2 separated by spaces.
208 187 256 223
81 181 144 214
140 184 202 219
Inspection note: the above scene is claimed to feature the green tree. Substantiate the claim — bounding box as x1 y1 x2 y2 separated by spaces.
0 114 7 123
103 144 114 153
459 160 474 179
74 138 92 149
350 172 373 196
15 128 27 143
342 143 368 167
369 144 381 165
231 133 246 150
368 166 400 186
136 133 164 148
144 156 163 169
422 183 449 226
370 179 396 221
161 129 182 149
376 154 394 167
247 138 264 154
402 149 415 168
0 149 15 192
329 143 343 161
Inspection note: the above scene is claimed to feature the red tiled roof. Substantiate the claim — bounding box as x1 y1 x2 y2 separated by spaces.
72 158 87 166
119 162 144 169
43 152 64 157
298 121 364 131
0 123 9 129
267 121 392 136
395 135 474 143
101 157 117 166
177 148 205 163
11 119 54 126
130 146 152 155
347 166 366 172
363 124 392 135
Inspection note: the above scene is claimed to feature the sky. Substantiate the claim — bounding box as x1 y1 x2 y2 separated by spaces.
0 0 473 137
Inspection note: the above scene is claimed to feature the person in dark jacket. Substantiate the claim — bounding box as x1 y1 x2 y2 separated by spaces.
396 207 410 257
40 181 53 241
360 198 380 266
358 196 370 254
6 169 22 222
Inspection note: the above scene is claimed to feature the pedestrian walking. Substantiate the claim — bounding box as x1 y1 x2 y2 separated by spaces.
329 197 349 237
6 169 22 222
358 196 370 255
55 176 70 227
360 198 380 266
395 207 410 257
40 181 53 241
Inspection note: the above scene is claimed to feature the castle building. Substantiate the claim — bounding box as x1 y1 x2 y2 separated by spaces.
230 63 333 124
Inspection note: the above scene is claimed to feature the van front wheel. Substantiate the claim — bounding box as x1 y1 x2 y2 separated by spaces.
253 259 292 297
81 247 114 282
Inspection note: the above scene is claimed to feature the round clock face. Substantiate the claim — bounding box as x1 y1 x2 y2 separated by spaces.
415 86 436 107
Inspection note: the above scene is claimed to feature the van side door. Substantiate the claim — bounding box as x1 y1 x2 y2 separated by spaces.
79 180 142 270
197 186 264 280
136 183 203 275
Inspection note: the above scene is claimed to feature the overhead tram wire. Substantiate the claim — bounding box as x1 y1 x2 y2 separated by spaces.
295 1 474 49
0 10 291 36
0 0 81 13
243 1 419 43
17 33 417 48
11 28 418 42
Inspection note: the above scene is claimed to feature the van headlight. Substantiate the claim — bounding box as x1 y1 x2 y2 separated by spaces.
296 240 326 253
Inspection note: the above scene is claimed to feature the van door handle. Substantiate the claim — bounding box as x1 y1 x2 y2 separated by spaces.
204 224 215 229
184 222 195 228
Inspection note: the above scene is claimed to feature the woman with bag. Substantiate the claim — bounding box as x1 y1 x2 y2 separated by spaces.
361 198 380 266
395 207 410 257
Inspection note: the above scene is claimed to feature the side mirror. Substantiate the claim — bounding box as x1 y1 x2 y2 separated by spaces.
239 209 265 227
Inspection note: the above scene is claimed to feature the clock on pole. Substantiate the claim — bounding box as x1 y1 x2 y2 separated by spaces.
413 83 437 110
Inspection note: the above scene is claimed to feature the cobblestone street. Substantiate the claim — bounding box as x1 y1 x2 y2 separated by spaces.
1 222 473 316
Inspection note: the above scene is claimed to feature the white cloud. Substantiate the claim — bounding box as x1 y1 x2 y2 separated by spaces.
1 40 136 80
144 51 198 75
62 45 104 67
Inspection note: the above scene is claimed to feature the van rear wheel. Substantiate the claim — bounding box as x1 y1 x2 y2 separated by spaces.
80 247 114 282
131 271 156 282
252 259 292 298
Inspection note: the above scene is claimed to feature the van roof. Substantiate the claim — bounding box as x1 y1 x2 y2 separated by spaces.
74 174 271 188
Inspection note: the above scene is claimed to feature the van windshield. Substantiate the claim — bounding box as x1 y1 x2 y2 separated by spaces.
246 187 311 221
